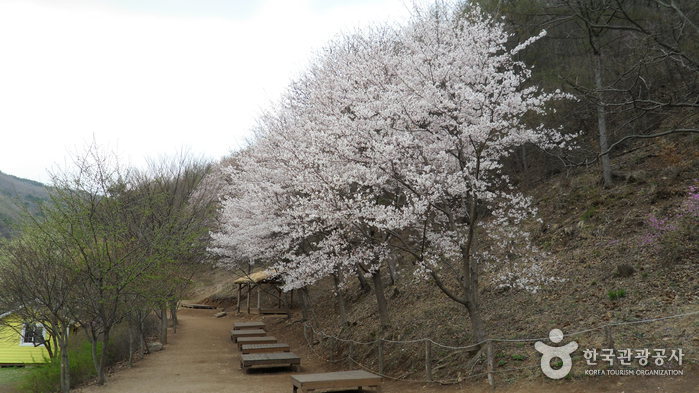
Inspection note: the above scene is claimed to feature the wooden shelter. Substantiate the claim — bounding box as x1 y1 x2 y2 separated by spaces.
234 270 293 316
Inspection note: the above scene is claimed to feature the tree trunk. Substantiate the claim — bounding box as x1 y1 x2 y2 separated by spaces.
331 273 349 327
462 193 487 345
89 335 100 381
465 252 486 343
387 258 398 286
128 324 133 367
97 328 110 385
160 303 168 345
299 287 311 322
58 332 70 393
169 300 178 333
140 318 149 354
84 324 99 376
48 334 57 359
464 296 486 344
356 267 370 293
371 269 390 329
593 50 613 187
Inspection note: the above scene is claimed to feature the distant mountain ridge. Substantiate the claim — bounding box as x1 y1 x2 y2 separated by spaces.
0 171 49 238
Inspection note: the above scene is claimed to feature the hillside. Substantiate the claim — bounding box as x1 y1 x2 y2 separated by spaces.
0 171 49 238
194 133 698 389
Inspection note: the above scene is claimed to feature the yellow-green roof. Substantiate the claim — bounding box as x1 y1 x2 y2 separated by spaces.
233 270 279 284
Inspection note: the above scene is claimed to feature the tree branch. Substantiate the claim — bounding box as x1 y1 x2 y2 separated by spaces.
429 271 467 305
600 128 699 157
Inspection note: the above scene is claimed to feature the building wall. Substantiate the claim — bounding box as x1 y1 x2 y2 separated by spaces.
0 315 50 364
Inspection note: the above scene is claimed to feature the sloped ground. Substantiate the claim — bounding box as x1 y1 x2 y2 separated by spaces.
274 134 699 387
0 171 49 238
177 135 698 391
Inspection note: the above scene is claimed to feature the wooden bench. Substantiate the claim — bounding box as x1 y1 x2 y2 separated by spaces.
230 329 267 342
233 321 266 331
241 343 290 354
291 370 382 392
236 336 277 350
240 352 300 372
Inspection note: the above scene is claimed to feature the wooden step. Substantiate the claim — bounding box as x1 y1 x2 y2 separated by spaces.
230 329 266 342
240 343 290 354
233 321 266 331
291 370 382 392
236 336 277 350
180 303 216 309
241 352 300 372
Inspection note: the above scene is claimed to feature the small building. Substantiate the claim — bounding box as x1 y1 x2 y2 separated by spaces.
0 310 51 365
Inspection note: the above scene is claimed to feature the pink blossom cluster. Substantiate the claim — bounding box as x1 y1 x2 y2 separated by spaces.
683 184 699 216
640 183 699 246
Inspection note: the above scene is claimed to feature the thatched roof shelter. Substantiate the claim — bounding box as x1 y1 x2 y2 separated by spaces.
234 270 290 316
233 269 281 285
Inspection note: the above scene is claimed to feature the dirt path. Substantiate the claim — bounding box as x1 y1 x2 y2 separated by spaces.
76 309 293 393
76 309 697 393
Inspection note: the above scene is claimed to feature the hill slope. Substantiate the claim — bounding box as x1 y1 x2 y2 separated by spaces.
194 133 698 388
0 171 49 238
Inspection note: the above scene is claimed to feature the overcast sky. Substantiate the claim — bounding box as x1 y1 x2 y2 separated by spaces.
0 0 428 183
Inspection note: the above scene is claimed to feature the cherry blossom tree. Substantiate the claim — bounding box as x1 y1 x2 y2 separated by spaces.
210 1 573 344
348 3 572 343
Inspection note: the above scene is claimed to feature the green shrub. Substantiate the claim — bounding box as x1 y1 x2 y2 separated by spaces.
17 361 60 393
17 322 139 393
581 207 597 222
607 289 627 301
18 341 98 393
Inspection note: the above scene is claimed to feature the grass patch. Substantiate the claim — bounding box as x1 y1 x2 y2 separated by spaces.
0 367 29 392
607 289 627 301
17 341 98 393
581 206 597 222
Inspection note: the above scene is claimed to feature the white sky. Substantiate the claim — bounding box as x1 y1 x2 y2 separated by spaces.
0 0 428 183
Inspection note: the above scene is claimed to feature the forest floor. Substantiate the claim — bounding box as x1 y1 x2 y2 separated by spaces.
73 308 696 393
